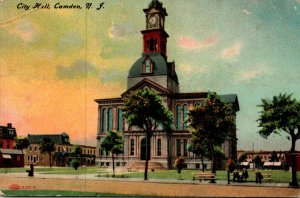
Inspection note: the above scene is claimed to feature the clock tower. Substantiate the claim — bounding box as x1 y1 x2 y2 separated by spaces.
127 0 179 93
142 0 169 59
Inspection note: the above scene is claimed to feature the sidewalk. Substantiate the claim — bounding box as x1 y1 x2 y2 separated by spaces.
0 173 299 197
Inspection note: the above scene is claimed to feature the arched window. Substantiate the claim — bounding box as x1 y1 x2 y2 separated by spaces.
157 139 161 156
117 108 123 132
101 108 106 132
183 104 188 130
130 139 135 156
176 105 182 130
108 108 113 131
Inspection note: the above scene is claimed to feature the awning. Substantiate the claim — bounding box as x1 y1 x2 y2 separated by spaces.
241 162 249 166
2 154 11 159
264 162 282 166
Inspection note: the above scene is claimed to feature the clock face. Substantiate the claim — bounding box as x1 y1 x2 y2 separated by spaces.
149 15 158 26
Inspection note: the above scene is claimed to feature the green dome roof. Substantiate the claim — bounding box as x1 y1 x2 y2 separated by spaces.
128 53 178 83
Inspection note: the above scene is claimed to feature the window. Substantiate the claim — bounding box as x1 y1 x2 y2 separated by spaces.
101 108 107 132
184 139 188 156
130 139 135 156
28 155 30 161
117 108 123 132
176 105 182 130
108 108 113 131
157 139 161 156
34 146 37 151
183 104 188 130
176 139 181 156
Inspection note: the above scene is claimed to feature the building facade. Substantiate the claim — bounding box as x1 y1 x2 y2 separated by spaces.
95 0 239 169
0 123 24 167
25 133 96 166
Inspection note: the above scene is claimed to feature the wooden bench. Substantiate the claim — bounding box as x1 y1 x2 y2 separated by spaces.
97 170 109 177
127 168 138 172
262 174 272 182
193 172 216 182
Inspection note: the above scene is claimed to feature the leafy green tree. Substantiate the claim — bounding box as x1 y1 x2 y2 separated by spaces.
188 137 209 172
257 93 299 187
14 137 30 167
123 89 173 180
39 137 55 168
72 144 82 160
188 92 234 175
100 130 124 177
238 153 248 163
70 159 80 170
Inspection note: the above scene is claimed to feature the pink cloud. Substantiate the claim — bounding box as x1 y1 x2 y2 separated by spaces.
221 42 243 58
178 35 219 50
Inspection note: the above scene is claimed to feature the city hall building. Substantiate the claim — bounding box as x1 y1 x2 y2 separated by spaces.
95 0 239 169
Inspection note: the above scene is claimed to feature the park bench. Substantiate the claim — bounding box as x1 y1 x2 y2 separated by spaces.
193 172 216 182
97 170 109 177
262 173 272 182
127 167 138 172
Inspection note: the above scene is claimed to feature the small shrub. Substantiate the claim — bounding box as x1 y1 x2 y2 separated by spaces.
70 159 80 170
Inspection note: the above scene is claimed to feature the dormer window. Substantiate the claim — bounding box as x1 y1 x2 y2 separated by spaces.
142 57 154 74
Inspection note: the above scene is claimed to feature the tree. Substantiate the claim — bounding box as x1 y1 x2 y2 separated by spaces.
188 92 234 176
123 89 173 180
100 130 124 177
70 159 80 170
39 137 55 168
72 145 82 166
257 93 299 187
188 137 209 172
14 137 30 167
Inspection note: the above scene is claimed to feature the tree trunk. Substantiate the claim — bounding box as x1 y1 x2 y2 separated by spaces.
201 155 205 172
290 136 299 187
144 135 150 180
112 153 115 177
209 140 216 183
49 152 52 168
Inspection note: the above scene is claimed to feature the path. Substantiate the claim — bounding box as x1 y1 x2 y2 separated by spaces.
0 173 299 197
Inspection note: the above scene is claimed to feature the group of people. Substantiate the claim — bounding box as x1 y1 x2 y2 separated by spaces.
227 158 263 183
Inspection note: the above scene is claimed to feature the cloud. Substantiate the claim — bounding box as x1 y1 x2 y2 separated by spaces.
108 23 134 40
59 31 84 53
179 64 208 74
9 19 38 42
56 59 98 79
242 9 251 15
221 42 243 58
99 68 126 83
237 66 270 82
178 35 219 50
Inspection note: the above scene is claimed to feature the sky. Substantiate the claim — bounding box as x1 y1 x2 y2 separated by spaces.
0 0 299 150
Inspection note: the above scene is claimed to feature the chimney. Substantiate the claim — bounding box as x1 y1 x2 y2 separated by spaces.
7 123 12 128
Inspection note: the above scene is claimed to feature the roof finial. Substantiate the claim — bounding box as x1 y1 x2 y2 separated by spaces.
149 0 163 9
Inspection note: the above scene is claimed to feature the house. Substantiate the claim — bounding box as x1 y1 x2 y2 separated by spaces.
95 0 239 169
25 133 96 166
0 123 24 167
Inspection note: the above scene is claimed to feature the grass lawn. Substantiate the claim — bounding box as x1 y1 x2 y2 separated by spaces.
1 190 150 197
0 167 99 175
121 169 300 183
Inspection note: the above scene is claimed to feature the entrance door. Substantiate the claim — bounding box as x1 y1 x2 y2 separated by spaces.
140 138 151 160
